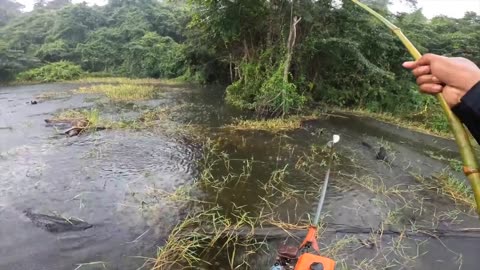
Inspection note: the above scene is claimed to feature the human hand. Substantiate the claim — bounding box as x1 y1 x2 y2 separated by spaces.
403 54 480 107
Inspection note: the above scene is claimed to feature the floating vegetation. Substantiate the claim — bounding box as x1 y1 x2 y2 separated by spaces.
148 136 451 269
153 206 264 270
77 84 158 101
414 172 475 211
425 150 463 172
335 107 452 138
48 109 107 136
227 115 318 132
50 109 104 128
35 91 72 101
76 77 181 85
146 138 303 269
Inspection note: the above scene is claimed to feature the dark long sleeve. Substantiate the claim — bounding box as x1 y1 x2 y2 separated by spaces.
451 81 480 145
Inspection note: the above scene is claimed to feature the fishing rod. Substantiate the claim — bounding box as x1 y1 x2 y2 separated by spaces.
271 135 340 270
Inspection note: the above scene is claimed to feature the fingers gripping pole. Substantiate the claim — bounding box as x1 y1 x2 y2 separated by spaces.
351 0 480 216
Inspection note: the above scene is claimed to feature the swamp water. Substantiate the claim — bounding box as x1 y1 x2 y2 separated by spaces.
0 82 478 270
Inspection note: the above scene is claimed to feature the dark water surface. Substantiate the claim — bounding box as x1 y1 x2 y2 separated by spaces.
0 82 478 270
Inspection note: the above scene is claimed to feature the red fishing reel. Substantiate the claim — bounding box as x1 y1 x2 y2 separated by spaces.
271 226 335 270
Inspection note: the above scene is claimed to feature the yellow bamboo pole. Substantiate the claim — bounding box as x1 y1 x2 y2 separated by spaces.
351 0 480 216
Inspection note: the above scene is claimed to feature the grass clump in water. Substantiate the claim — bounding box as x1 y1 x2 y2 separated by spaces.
35 91 72 101
227 115 318 132
148 138 300 269
148 136 451 269
335 107 451 138
76 77 180 85
51 108 131 131
425 150 463 172
53 108 101 127
414 172 475 210
153 206 263 270
77 84 158 101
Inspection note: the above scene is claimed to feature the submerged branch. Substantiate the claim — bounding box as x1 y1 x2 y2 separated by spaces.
187 224 480 240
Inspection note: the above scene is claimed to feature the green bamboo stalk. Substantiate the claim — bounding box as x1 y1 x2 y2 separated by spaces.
351 0 480 216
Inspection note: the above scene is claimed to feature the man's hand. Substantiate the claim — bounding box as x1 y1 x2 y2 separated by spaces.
403 54 480 107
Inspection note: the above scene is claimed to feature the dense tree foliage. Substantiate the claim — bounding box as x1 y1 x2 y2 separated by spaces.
0 0 479 122
0 0 187 81
186 0 479 116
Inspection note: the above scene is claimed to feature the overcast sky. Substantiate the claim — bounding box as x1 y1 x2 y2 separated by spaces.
15 0 480 18
390 0 479 18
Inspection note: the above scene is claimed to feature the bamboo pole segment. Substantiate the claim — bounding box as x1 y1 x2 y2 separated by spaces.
351 0 480 216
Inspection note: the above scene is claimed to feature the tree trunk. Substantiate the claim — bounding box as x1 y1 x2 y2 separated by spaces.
229 53 233 83
283 8 301 83
243 38 250 61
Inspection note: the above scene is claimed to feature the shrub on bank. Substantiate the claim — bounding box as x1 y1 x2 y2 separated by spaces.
17 61 83 82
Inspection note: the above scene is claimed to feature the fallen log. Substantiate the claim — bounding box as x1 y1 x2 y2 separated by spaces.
24 209 92 233
45 118 107 137
188 224 480 240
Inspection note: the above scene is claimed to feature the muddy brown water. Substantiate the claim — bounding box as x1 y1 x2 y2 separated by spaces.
0 82 479 270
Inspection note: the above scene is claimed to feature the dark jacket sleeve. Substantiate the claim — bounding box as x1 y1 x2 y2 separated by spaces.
451 81 480 145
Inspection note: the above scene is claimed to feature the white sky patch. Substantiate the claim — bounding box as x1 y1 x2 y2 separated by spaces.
390 0 479 18
17 0 108 11
15 0 480 17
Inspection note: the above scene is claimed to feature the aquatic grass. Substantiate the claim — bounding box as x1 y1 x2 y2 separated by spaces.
321 235 358 259
151 137 308 269
153 206 265 270
334 107 452 138
35 91 72 101
259 165 305 208
227 115 318 132
342 173 414 202
73 261 107 270
413 172 476 210
77 84 158 101
149 135 450 270
425 150 463 172
53 109 104 129
153 212 210 269
321 226 428 270
76 77 181 85
432 209 463 227
133 105 207 138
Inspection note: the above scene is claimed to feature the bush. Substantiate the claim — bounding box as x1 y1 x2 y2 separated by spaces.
255 67 306 115
17 61 83 82
226 60 306 115
225 61 270 110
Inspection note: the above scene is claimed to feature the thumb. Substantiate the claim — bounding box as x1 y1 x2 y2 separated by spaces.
416 53 441 66
403 54 441 70
402 61 417 69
